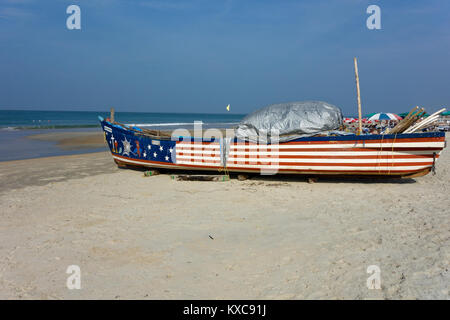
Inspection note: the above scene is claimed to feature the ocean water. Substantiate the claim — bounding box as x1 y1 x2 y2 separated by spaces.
0 110 245 130
0 110 246 161
0 127 107 162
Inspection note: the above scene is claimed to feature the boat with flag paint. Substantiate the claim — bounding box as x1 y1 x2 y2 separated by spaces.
100 56 448 178
99 116 446 178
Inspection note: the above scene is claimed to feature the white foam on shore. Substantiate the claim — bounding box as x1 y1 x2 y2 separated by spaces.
126 122 202 127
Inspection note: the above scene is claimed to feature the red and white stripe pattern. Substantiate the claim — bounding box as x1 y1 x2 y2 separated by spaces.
225 136 445 174
175 141 222 167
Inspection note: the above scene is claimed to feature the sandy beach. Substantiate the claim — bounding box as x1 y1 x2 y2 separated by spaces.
3 0 450 305
0 134 449 300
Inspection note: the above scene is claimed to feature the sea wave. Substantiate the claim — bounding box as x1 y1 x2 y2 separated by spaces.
0 126 19 131
0 124 100 130
126 122 203 127
127 122 240 128
0 121 241 131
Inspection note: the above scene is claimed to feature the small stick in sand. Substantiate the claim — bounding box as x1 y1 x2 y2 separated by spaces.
237 174 249 181
308 177 318 184
176 175 228 182
144 170 160 177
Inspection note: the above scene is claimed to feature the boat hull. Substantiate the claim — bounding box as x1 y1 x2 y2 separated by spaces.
100 120 446 177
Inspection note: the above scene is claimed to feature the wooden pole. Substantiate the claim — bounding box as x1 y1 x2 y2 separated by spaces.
389 106 419 134
404 107 446 133
110 107 115 123
354 57 363 135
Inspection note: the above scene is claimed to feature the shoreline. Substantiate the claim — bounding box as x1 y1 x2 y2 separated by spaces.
27 131 107 150
0 129 108 162
3 125 446 162
0 127 234 162
0 151 114 194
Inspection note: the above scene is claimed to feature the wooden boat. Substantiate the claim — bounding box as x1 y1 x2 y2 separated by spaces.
99 117 446 178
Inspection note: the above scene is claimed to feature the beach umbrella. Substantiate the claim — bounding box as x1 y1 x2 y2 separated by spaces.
364 112 377 118
368 113 402 121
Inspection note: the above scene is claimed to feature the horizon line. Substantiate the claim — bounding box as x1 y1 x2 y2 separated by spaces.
0 108 247 116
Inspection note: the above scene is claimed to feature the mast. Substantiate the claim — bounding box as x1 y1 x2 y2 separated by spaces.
354 57 363 135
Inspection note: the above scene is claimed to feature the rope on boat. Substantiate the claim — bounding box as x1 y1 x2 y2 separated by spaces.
388 133 398 176
217 165 230 181
378 134 385 174
217 138 230 181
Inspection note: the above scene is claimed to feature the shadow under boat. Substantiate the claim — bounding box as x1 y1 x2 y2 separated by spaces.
117 163 418 184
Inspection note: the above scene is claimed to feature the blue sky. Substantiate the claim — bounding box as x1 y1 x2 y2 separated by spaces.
0 0 449 115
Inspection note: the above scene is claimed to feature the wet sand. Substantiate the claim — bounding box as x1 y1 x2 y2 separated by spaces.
25 129 231 152
0 130 109 162
0 152 116 194
27 131 106 150
0 138 449 299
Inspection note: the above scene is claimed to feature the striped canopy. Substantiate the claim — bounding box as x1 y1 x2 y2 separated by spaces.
364 112 377 118
368 113 402 121
344 117 373 124
399 111 429 118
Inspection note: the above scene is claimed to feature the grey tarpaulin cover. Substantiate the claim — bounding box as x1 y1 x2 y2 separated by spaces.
234 101 344 143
